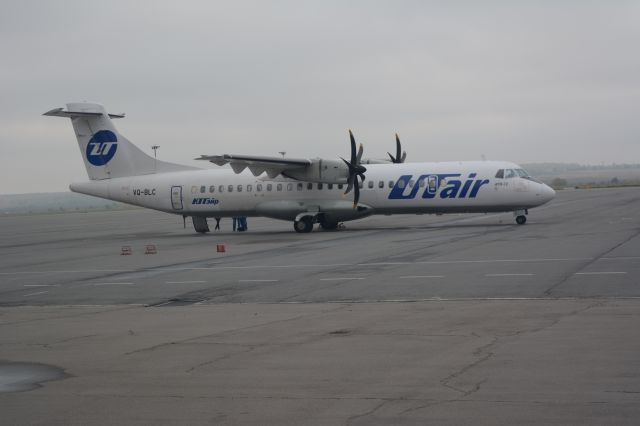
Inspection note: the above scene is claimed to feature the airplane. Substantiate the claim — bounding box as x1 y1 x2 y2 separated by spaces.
44 102 556 233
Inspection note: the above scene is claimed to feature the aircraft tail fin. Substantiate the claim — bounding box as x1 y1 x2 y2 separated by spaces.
44 102 195 180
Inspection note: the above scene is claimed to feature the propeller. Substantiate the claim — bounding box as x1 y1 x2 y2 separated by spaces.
341 130 367 208
387 133 407 163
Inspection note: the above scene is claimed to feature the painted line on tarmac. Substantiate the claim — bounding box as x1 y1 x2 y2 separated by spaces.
601 257 640 260
23 284 59 287
238 279 279 283
319 277 365 281
316 296 640 303
165 280 207 284
1 256 637 277
90 282 135 286
23 291 49 297
399 275 445 279
575 272 627 275
485 273 534 277
0 269 132 275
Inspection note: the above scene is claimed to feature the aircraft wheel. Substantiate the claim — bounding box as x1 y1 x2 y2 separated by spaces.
294 217 314 233
516 215 527 225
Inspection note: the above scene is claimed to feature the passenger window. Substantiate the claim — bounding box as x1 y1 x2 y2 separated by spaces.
267 184 272 191
328 183 333 190
408 180 415 188
228 185 233 192
378 181 384 188
338 184 344 190
318 183 323 190
398 180 405 189
307 183 313 190
200 186 206 193
191 186 197 194
358 181 363 189
247 184 252 192
257 184 262 192
277 184 283 191
218 185 224 193
209 185 215 193
389 180 394 188
419 179 425 187
297 183 303 191
368 181 374 189
287 183 293 191
495 169 504 178
237 185 243 192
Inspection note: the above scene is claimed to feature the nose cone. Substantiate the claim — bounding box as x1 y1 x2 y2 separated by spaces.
541 184 556 204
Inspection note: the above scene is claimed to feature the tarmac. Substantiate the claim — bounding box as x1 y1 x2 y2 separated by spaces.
1 187 639 424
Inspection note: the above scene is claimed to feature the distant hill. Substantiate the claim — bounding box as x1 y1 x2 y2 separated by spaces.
522 163 640 187
0 192 135 216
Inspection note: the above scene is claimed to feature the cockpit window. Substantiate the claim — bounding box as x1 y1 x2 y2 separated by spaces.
504 169 516 178
495 169 504 178
515 168 542 183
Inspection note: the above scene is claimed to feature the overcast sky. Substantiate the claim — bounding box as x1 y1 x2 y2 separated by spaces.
1 1 639 193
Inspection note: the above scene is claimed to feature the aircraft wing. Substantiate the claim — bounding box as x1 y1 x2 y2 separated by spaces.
195 154 312 178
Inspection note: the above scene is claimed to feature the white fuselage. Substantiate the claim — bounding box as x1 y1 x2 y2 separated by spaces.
70 160 556 221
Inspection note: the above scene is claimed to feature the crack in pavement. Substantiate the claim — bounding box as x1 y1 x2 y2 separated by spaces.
439 300 607 398
345 399 391 426
543 228 640 296
124 304 349 356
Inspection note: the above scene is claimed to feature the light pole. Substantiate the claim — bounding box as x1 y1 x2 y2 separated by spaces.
152 145 160 173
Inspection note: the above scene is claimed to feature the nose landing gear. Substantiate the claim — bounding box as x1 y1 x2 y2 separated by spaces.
514 209 528 225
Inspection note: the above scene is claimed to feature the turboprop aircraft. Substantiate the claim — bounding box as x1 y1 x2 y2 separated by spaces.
44 102 555 233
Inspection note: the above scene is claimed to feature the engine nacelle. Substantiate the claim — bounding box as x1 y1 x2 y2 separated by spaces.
283 159 349 184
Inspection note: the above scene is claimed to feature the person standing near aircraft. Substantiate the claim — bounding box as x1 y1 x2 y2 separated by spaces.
238 216 248 232
214 217 221 230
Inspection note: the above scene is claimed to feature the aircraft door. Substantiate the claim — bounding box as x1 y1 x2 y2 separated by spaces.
171 186 183 210
426 175 438 196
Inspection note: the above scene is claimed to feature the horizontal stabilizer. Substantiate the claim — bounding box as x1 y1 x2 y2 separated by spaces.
43 107 125 119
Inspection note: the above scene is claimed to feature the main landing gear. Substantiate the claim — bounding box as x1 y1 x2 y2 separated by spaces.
294 216 314 233
514 209 528 225
294 214 340 233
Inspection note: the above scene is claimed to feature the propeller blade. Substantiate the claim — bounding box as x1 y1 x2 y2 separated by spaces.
345 129 365 207
401 151 407 163
349 129 356 164
395 133 402 162
387 152 396 163
344 172 354 195
353 179 360 207
344 183 353 195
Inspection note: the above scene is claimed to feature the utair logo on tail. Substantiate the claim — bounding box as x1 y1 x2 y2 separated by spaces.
86 130 118 166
